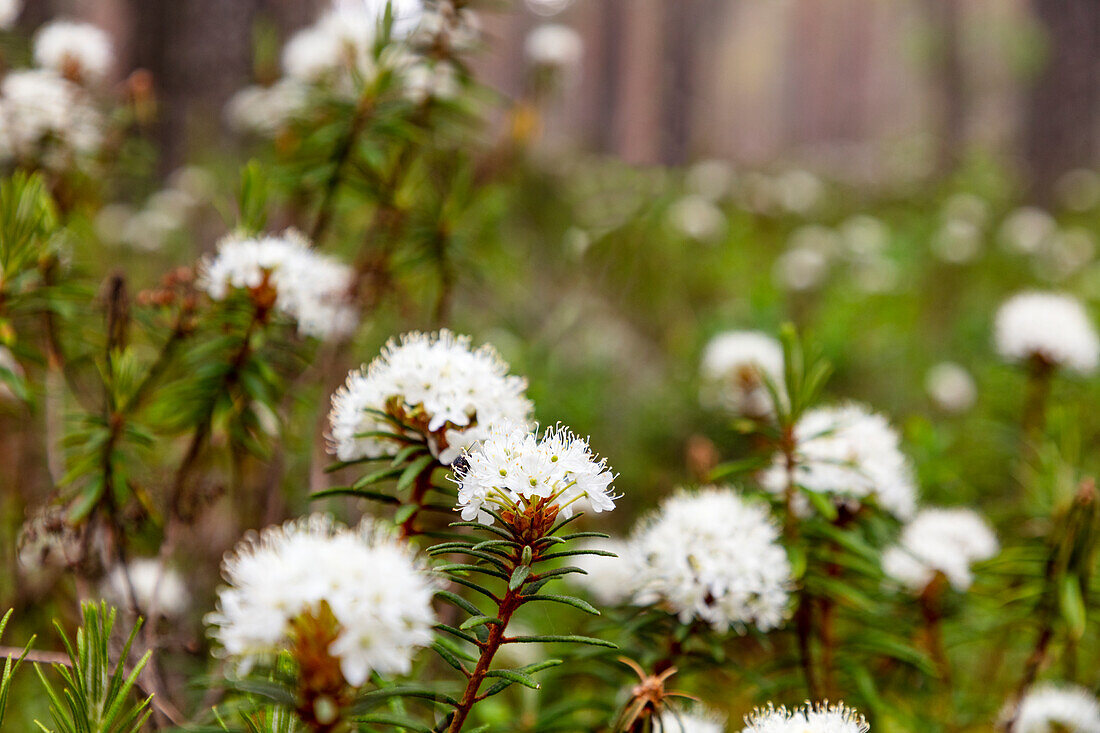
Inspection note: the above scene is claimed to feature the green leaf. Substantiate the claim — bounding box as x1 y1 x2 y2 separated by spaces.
353 713 434 732
1060 574 1087 640
504 635 616 648
397 454 436 492
509 565 531 591
435 590 483 617
459 615 500 631
484 668 540 690
521 594 600 615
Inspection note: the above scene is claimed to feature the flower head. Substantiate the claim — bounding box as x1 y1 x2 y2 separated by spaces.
206 514 437 686
882 507 998 593
34 20 113 83
628 487 791 632
759 403 918 520
454 422 617 531
524 24 582 70
568 538 635 606
0 0 21 30
742 702 868 733
199 229 358 340
925 361 977 414
0 69 103 165
328 330 532 464
1009 683 1100 733
994 291 1099 374
699 330 783 416
102 558 189 619
657 708 726 733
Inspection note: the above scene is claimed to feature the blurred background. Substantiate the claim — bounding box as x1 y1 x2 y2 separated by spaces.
10 0 1098 198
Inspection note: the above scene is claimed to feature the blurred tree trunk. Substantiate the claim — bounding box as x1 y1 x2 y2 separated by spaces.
660 0 698 165
127 0 262 171
925 0 965 174
1024 0 1100 201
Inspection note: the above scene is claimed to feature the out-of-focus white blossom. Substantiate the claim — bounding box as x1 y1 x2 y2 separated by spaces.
16 505 82 572
667 195 726 242
852 256 899 294
773 169 823 215
932 218 983 264
454 421 617 524
199 229 358 340
629 487 791 632
328 330 532 464
686 159 735 202
403 60 459 103
525 0 573 16
925 361 977 413
225 80 307 136
568 538 634 606
1000 207 1056 255
943 192 990 229
1055 169 1100 213
759 403 918 520
882 507 998 593
414 1 480 52
658 708 726 733
103 558 189 619
774 246 828 291
789 224 841 258
525 23 583 70
741 702 868 733
0 0 21 29
1009 683 1100 733
1034 228 1096 282
34 20 114 83
0 69 103 165
206 514 437 686
839 215 889 257
699 330 783 417
994 291 1099 374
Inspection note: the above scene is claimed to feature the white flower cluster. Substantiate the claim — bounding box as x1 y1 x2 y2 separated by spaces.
658 709 726 733
199 229 358 340
328 330 532 464
627 487 792 632
33 20 114 83
699 330 783 416
882 507 998 593
228 0 475 136
994 291 1099 374
1009 683 1100 733
0 69 102 166
0 0 20 30
102 558 189 619
454 422 616 524
759 403 918 520
925 361 977 414
206 514 437 686
741 702 869 733
525 23 583 71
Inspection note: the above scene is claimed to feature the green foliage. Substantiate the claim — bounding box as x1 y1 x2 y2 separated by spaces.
33 602 152 733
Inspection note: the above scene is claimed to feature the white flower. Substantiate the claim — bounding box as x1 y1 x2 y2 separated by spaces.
667 195 726 242
658 708 726 733
994 291 1099 374
1056 169 1100 213
568 538 634 606
332 0 425 40
685 159 735 202
199 229 358 340
34 20 114 83
102 558 189 618
1000 207 1056 254
454 422 617 525
839 215 889 258
1009 683 1100 733
225 80 307 136
328 330 532 464
699 330 783 417
206 514 437 686
882 507 998 593
525 24 583 70
17 505 82 572
414 1 480 53
0 69 103 163
403 61 459 103
759 404 918 520
925 361 977 413
773 169 823 215
525 0 573 17
628 487 791 632
282 23 347 82
943 193 990 229
774 246 828 292
0 0 21 30
932 218 983 264
741 702 868 733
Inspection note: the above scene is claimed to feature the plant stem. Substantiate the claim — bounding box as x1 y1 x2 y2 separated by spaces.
1021 355 1054 442
310 93 375 243
447 587 520 733
780 427 819 700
